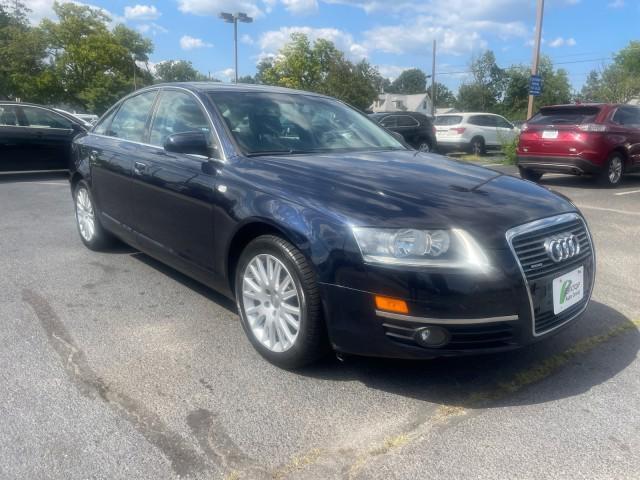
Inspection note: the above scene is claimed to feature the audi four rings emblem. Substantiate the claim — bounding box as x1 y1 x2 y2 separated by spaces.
544 233 580 263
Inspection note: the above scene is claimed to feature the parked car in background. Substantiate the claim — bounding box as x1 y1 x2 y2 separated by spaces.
70 83 594 369
369 112 438 152
54 108 99 126
517 104 640 187
435 113 518 155
0 102 88 172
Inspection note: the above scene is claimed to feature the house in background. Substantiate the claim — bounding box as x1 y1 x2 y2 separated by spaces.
370 93 433 115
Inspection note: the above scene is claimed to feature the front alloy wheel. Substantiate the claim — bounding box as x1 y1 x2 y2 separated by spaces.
241 254 301 353
235 235 327 368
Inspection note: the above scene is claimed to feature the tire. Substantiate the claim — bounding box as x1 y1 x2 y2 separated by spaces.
235 235 327 369
469 137 485 156
518 167 543 182
597 153 624 187
73 180 115 251
416 139 432 152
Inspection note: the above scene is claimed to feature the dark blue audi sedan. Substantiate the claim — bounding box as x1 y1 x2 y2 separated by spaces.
70 83 595 368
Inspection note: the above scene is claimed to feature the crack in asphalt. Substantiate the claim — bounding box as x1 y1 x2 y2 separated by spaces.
22 288 210 478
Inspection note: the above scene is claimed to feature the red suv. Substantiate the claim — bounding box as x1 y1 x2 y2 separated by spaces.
517 104 640 187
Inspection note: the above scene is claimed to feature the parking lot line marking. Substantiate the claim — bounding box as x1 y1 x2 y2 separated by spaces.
576 205 640 217
483 163 503 167
614 189 640 196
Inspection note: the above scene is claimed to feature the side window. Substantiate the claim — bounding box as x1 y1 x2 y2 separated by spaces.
0 105 19 126
380 116 397 128
93 106 119 135
149 90 211 147
21 107 72 129
496 116 513 129
468 116 482 126
397 115 419 127
612 107 639 126
109 90 157 142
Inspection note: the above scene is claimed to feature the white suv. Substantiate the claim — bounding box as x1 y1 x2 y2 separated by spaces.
435 113 517 155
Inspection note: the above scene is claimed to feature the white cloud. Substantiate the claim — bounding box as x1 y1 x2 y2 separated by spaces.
608 0 624 7
136 22 168 35
217 68 236 81
26 0 125 25
548 36 576 48
241 34 255 45
178 0 264 18
376 65 415 80
124 4 161 21
281 0 318 14
259 26 368 60
180 35 214 50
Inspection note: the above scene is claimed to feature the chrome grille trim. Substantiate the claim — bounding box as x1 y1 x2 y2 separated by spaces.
506 212 596 337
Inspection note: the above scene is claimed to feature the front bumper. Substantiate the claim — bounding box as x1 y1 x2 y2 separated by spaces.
320 214 595 359
517 155 602 175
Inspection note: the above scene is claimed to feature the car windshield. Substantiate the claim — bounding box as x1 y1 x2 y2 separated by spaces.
209 91 405 156
434 115 462 126
528 106 601 125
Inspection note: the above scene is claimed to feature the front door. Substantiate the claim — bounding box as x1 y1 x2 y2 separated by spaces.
130 88 220 271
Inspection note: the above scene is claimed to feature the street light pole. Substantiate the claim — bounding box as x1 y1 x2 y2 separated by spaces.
219 12 253 83
527 0 545 119
431 39 436 117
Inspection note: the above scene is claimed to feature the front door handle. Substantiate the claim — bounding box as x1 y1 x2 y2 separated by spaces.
133 161 148 175
89 150 99 162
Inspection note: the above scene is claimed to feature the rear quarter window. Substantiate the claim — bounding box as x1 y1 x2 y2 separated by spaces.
435 115 462 126
529 106 601 125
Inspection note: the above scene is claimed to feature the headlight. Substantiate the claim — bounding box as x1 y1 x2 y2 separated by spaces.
351 227 490 269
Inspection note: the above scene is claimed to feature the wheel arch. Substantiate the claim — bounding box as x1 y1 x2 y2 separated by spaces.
225 219 308 296
610 147 630 169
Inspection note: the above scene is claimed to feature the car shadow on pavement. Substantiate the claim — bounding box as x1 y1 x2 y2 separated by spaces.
130 251 238 313
538 173 640 190
0 171 69 183
299 300 638 409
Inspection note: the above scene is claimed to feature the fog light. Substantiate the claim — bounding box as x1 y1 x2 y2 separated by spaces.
414 326 450 348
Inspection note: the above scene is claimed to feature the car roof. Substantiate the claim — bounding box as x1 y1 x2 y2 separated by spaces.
437 112 504 117
0 101 85 124
146 82 332 99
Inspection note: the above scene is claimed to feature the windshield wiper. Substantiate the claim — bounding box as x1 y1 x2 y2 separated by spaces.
245 149 310 157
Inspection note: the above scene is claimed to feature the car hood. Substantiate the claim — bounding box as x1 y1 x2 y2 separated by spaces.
231 150 576 248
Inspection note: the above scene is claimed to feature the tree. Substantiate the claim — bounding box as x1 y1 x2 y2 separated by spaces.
256 33 380 110
40 2 153 113
578 70 603 102
155 60 207 83
433 82 455 108
237 74 256 84
456 51 504 112
387 68 427 94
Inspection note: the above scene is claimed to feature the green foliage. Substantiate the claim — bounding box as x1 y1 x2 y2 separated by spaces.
433 82 455 108
456 51 504 112
387 68 427 94
255 33 380 110
501 136 519 165
155 60 208 83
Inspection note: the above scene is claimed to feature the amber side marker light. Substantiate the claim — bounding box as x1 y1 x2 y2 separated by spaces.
375 295 409 314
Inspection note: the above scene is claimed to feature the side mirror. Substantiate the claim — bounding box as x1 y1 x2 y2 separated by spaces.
164 131 214 158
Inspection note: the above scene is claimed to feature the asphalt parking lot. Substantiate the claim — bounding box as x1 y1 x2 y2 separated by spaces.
1 165 639 480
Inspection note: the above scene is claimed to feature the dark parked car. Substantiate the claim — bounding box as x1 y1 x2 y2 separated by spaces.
0 102 88 171
369 112 437 152
517 103 640 186
70 83 595 368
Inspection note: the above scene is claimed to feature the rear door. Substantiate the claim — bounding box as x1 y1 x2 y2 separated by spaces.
495 115 517 144
611 106 640 170
90 89 158 231
0 105 30 171
132 88 219 270
18 106 77 170
395 114 420 145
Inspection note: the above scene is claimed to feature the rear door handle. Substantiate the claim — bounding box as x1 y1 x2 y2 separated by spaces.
133 161 148 175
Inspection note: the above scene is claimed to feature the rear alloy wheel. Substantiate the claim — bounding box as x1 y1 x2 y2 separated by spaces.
598 153 624 187
235 235 327 369
518 167 543 183
74 181 114 250
417 140 432 152
470 137 485 156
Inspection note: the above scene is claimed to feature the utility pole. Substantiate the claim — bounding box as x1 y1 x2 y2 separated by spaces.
219 12 253 83
527 0 545 119
431 39 436 117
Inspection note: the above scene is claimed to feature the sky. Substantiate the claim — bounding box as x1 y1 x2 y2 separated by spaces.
25 0 638 92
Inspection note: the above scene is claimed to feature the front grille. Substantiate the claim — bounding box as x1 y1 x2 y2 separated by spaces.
383 323 515 350
508 214 594 335
512 218 592 281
